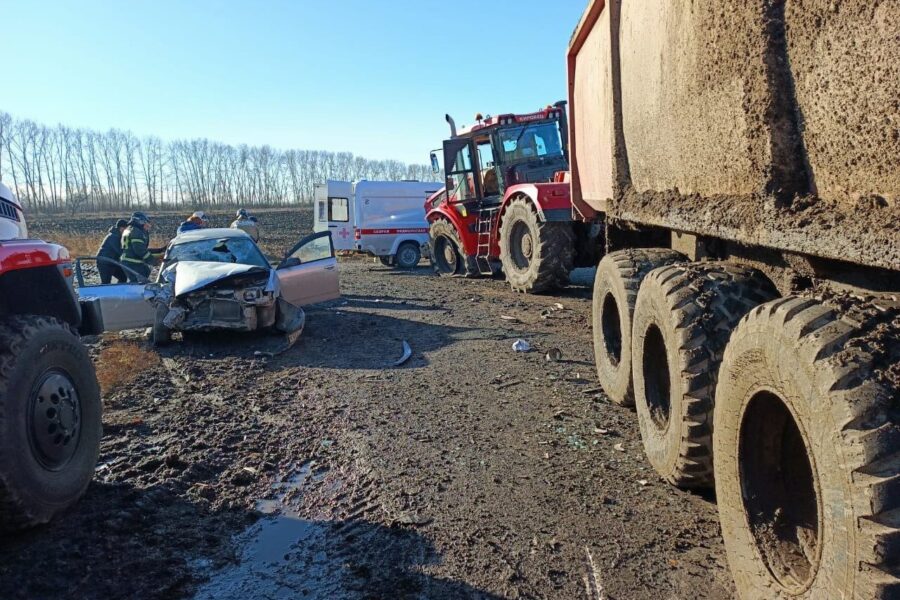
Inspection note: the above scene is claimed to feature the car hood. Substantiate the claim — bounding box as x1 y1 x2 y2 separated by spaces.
167 261 273 297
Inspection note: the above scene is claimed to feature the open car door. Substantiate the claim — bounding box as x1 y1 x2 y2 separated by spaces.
276 231 340 306
75 257 156 332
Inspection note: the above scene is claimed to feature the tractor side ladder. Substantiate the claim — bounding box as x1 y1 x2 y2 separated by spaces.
475 206 499 275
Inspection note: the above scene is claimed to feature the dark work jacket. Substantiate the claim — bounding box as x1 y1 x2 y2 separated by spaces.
177 221 201 235
97 225 123 260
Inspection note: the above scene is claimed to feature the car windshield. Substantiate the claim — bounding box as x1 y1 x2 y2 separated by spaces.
497 122 564 163
166 238 269 267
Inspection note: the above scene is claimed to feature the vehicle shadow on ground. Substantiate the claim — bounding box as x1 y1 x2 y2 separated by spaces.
151 308 506 370
0 480 503 600
284 308 508 370
342 293 448 312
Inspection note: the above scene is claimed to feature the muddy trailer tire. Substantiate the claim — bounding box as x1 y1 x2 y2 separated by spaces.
499 197 575 294
714 296 900 599
0 316 101 532
630 263 777 488
592 249 685 407
394 242 421 270
429 219 465 277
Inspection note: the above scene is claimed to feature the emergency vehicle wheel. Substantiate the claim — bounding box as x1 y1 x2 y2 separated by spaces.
395 242 421 269
0 316 101 531
429 219 464 277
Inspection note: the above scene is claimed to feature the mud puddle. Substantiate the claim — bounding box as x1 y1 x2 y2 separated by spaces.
195 462 339 599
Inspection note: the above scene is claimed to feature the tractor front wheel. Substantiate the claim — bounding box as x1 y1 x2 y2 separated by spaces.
429 220 465 277
499 197 574 293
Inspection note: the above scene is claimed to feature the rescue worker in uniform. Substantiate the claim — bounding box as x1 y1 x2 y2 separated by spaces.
96 218 129 284
230 208 259 242
120 212 159 282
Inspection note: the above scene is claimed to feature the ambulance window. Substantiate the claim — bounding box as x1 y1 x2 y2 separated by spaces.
317 201 327 222
329 197 349 222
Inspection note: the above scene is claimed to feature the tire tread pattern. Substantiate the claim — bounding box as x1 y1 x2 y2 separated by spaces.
724 296 900 598
638 263 778 488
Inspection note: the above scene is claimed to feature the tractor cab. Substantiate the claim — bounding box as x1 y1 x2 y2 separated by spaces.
426 102 580 286
431 103 569 209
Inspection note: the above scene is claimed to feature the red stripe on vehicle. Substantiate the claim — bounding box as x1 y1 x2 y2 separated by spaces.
358 228 429 235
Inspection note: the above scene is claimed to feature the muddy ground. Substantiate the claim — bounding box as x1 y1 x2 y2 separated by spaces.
1 224 736 598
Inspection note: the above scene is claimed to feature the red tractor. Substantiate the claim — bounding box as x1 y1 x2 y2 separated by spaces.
425 102 602 293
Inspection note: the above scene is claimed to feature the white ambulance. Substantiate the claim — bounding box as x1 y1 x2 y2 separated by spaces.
313 180 442 268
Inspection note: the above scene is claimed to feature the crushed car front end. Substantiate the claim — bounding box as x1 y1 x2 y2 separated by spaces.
152 262 281 333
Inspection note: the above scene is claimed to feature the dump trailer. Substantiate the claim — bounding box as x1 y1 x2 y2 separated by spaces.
568 1 899 598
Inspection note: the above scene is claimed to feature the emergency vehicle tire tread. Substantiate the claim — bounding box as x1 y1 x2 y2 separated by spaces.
395 242 421 269
0 316 101 532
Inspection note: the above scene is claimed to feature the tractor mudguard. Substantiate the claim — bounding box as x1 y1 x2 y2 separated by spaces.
426 207 477 256
501 183 572 223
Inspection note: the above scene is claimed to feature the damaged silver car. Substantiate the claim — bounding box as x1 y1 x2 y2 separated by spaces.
76 228 340 347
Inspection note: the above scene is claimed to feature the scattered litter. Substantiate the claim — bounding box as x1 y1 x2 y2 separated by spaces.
638 480 649 487
554 302 565 311
545 348 562 362
320 439 334 448
553 409 572 420
593 428 609 435
496 380 523 391
614 443 626 452
393 340 412 366
512 339 531 352
500 315 520 322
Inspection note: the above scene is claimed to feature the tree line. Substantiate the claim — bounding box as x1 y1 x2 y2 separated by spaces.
0 111 436 214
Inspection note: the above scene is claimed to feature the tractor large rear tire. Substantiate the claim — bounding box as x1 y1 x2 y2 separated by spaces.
592 249 685 407
0 316 102 532
429 219 465 277
714 296 900 599
499 197 574 294
631 263 777 488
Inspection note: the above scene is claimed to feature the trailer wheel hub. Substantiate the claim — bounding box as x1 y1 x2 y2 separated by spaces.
29 370 81 471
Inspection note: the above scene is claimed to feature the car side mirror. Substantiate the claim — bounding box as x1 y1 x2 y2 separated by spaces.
430 152 440 174
280 256 301 269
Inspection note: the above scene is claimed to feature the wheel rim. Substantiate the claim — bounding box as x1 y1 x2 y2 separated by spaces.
509 221 533 270
600 292 622 367
434 236 459 274
400 246 418 266
28 370 82 471
739 390 822 593
641 324 671 430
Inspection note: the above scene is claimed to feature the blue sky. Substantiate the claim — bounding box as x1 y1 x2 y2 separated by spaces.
0 0 587 165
